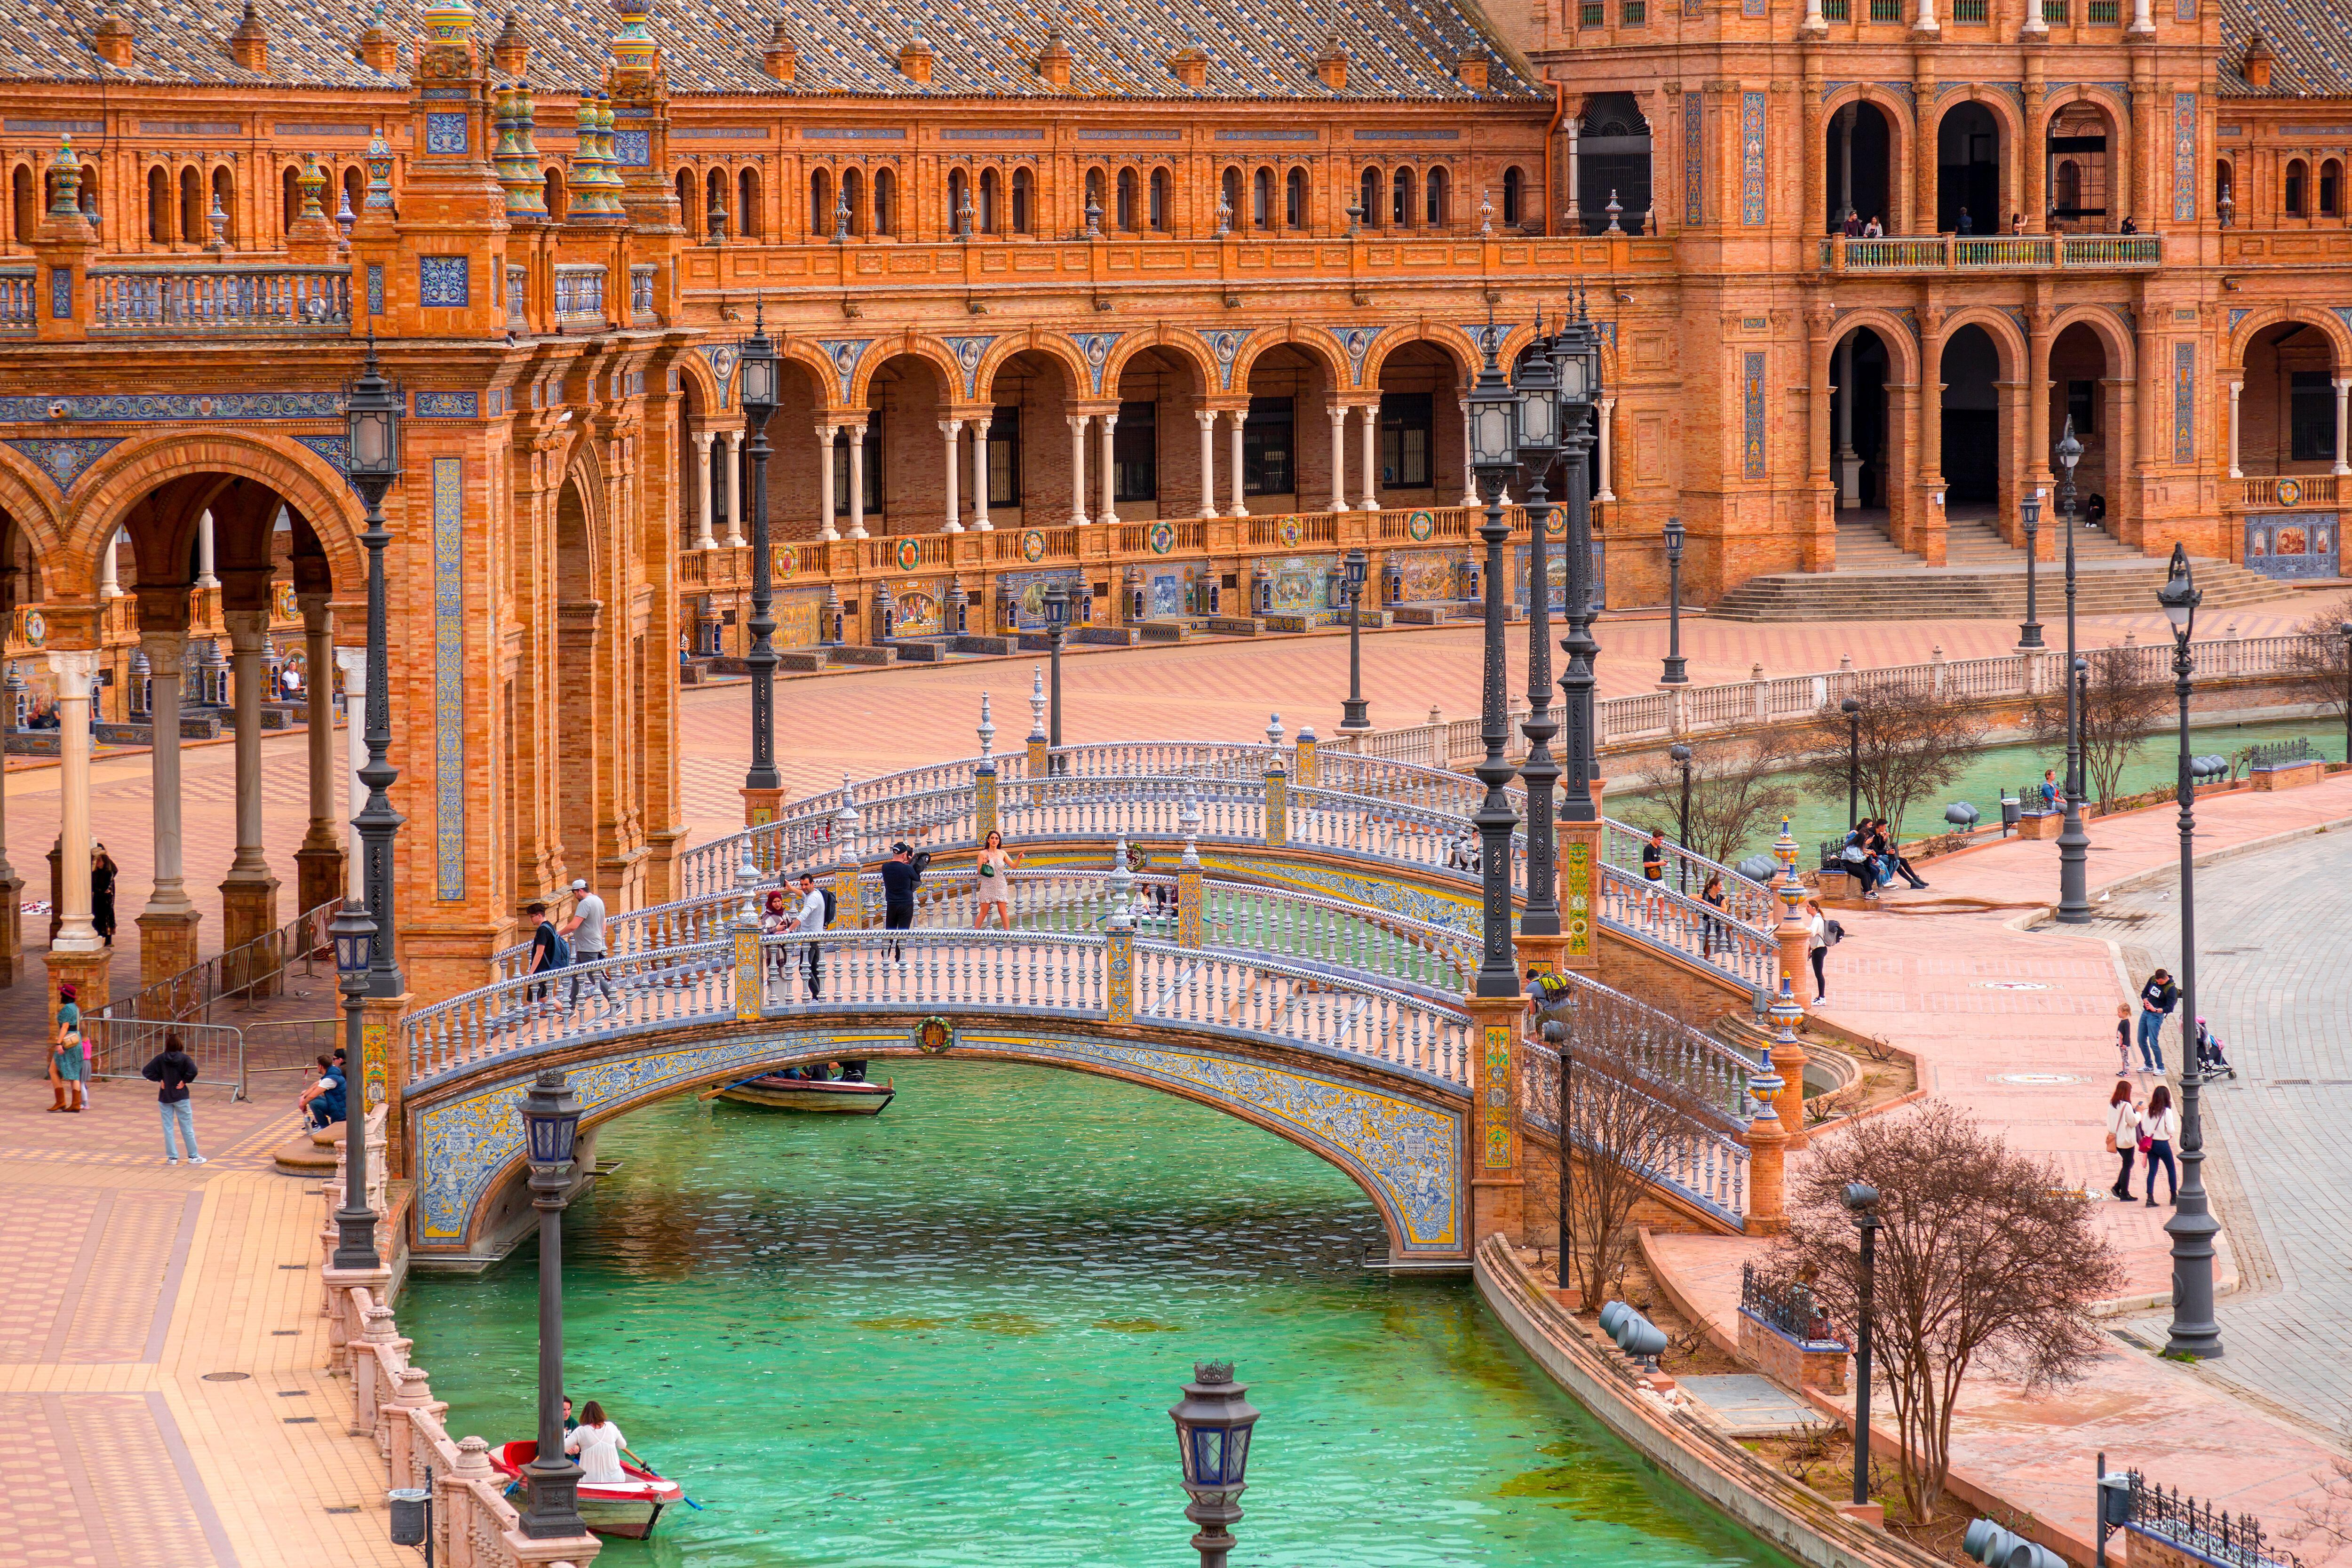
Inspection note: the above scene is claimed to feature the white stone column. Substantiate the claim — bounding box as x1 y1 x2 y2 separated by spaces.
223 611 271 884
1458 384 1478 505
47 649 100 954
1227 410 1246 517
691 430 716 549
723 430 747 546
942 418 964 533
141 632 191 921
2334 379 2350 478
1802 0 1826 34
98 530 123 598
2226 381 2243 480
195 509 219 589
1327 407 1350 511
1565 121 1581 227
334 646 366 900
1914 0 1937 29
1595 396 1619 503
815 424 840 542
1098 412 1120 527
1358 405 1379 511
969 417 993 531
1196 411 1220 518
2128 0 2153 34
846 423 869 539
1067 414 1091 526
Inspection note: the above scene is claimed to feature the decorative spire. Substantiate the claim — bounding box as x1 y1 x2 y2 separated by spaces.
491 8 529 74
363 134 396 212
230 0 269 71
421 0 477 45
977 692 996 758
91 11 134 65
494 82 550 219
357 2 397 72
1028 666 1047 747
609 0 656 73
45 137 83 219
763 17 798 82
296 152 328 221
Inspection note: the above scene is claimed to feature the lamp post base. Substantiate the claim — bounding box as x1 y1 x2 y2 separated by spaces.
1340 697 1370 730
1659 656 1687 685
2017 625 2045 651
740 785 787 828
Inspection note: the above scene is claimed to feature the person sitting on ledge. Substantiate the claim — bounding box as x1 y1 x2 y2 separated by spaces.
298 1053 346 1128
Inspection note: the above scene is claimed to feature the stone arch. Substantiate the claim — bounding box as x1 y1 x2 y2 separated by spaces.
1925 91 2021 233
2225 304 2352 371
412 1024 1466 1264
1830 307 1924 383
1227 325 1349 396
2046 304 2137 382
63 430 364 600
673 346 728 420
1361 327 1477 387
845 331 964 408
970 329 1093 405
1930 305 2026 375
0 446 64 591
2037 90 2130 232
769 336 844 412
1100 327 1219 393
1820 86 1911 233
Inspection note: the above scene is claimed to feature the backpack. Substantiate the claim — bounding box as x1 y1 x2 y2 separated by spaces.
820 886 838 923
539 920 570 968
1824 920 1846 947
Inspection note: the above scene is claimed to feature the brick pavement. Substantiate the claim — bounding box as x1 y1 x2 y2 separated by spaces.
1647 774 2352 1561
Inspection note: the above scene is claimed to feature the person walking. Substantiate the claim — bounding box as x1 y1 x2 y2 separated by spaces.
2137 968 2177 1072
793 871 829 1000
2139 1083 2180 1206
879 842 926 962
143 1032 205 1165
1804 897 1833 1003
90 844 118 947
2103 1079 2139 1199
524 901 565 1016
974 831 1023 931
561 878 617 1012
1699 872 1727 958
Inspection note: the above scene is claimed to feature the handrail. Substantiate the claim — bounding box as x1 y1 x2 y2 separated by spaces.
1597 864 1779 991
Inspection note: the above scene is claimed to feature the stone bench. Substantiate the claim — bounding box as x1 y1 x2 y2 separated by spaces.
1389 604 1450 625
2253 758 2326 791
1072 626 1137 646
1136 621 1189 645
826 645 894 668
1206 616 1262 636
950 634 1017 656
885 639 948 662
1262 612 1314 633
1736 1305 1849 1396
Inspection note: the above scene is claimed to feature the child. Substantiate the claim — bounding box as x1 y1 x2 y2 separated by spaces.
2113 1003 2133 1077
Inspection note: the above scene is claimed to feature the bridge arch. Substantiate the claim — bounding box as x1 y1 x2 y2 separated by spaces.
412 1016 1468 1268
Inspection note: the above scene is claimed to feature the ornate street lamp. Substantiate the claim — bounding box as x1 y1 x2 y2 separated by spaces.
1169 1361 1261 1568
1043 579 1069 767
1842 1182 1882 1511
1840 695 1862 830
1517 316 1564 938
2338 621 2351 762
2054 419 2093 923
2157 548 2222 1361
343 330 405 996
2018 487 2044 650
1660 516 1689 685
517 1069 588 1540
739 303 782 815
328 903 381 1272
1340 547 1370 730
1466 330 1524 998
1552 292 1605 825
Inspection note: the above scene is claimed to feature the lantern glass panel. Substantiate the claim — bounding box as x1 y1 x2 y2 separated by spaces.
1518 382 1556 448
352 410 390 470
1470 402 1516 468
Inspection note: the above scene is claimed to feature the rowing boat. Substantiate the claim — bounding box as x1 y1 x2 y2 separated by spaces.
709 1074 894 1114
490 1439 683 1539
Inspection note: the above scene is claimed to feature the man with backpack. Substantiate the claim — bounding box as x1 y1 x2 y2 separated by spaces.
2137 968 2177 1073
794 872 831 1000
880 842 929 962
526 900 568 1016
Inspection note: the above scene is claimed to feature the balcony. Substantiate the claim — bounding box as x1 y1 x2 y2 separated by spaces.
1819 233 2162 274
0 265 31 334
86 264 352 335
2235 475 2339 509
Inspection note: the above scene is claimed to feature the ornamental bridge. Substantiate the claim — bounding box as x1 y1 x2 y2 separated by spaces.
393 736 1804 1270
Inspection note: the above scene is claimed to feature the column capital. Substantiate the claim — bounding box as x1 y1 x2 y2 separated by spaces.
939 418 963 435
296 590 333 633
967 414 992 434
44 648 98 684
1194 409 1219 430
139 628 189 676
333 645 368 685
692 429 716 450
725 428 747 449
1066 413 1092 433
222 608 271 652
1099 412 1118 430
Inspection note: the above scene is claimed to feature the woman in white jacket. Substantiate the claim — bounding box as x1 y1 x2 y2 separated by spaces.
2138 1083 2180 1207
2104 1080 2140 1200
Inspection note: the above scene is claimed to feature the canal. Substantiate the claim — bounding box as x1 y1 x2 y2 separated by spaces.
402 1059 1788 1568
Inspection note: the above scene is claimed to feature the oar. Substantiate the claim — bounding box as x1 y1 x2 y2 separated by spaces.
696 1075 767 1102
621 1447 706 1510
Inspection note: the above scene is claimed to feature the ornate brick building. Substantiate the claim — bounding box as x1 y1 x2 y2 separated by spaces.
0 0 2339 1008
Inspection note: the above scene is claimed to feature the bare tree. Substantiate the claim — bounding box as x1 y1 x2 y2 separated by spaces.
1624 733 1804 870
1531 985 1742 1306
1801 676 1988 837
2282 595 2352 723
2027 646 2169 811
1772 1102 2122 1523
2288 1446 2352 1557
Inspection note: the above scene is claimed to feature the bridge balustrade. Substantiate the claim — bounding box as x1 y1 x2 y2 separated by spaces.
1520 1035 1752 1225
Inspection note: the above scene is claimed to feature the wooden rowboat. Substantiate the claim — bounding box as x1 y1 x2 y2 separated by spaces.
491 1439 682 1539
707 1074 894 1114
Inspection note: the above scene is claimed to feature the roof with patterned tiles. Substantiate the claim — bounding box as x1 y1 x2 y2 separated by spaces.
0 0 1538 100
2220 0 2352 96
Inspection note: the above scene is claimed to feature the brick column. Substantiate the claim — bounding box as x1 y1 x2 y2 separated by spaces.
1470 993 1527 1249
135 629 201 984
294 594 347 915
1916 343 1947 565
1556 819 1602 971
361 989 411 1176
0 644 18 981
2026 304 2055 533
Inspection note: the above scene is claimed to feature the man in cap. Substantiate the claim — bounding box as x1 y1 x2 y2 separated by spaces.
879 841 927 963
560 876 617 1011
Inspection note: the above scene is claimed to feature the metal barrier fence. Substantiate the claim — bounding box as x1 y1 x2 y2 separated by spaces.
100 898 341 1026
83 1017 248 1099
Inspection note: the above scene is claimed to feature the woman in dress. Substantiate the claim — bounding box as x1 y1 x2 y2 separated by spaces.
90 844 118 947
973 831 1022 931
564 1401 629 1485
50 982 83 1112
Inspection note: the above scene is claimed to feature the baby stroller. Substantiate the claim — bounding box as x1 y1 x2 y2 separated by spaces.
2194 1018 2237 1080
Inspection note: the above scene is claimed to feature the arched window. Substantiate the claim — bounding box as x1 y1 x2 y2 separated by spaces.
12 165 36 247
1359 166 1381 224
544 165 567 218
2286 158 2308 216
842 167 865 235
2324 159 2343 218
341 165 363 220
1253 166 1273 227
811 167 833 234
1426 166 1448 225
1086 166 1107 228
1011 167 1033 233
2215 159 2234 220
1117 167 1138 231
978 168 1000 233
948 169 969 232
147 167 170 243
1502 166 1524 226
2055 159 2082 211
281 164 300 234
1392 167 1414 225
211 167 234 245
706 167 728 235
1220 165 1241 229
675 169 696 235
872 167 895 235
738 168 760 237
79 164 98 231
1149 167 1170 231
1286 167 1307 228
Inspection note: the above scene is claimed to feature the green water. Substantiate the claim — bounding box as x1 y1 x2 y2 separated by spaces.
1617 716 2344 865
401 1060 1784 1568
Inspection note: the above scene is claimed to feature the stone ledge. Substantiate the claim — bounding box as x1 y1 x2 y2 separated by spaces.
1737 1305 1851 1395
2251 758 2324 790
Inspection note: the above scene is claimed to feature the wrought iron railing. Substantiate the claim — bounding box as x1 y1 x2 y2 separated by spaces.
2249 737 2318 769
1740 1261 1836 1341
2117 1472 2308 1568
100 898 340 1025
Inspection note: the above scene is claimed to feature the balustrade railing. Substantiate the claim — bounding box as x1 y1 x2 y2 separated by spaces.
1521 1034 1752 1223
2236 475 2340 507
0 266 33 331
1821 233 2162 273
1597 865 1779 989
87 264 352 331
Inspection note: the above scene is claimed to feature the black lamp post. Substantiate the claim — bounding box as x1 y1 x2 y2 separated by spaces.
1043 579 1068 767
2338 620 2351 762
517 1069 588 1539
1843 1182 1882 1509
1553 293 1605 825
1340 547 1370 730
344 330 405 997
1840 695 1861 830
1467 330 1524 997
1661 516 1688 685
1169 1361 1262 1568
2157 548 2222 1360
739 305 781 807
1517 317 1563 938
2018 488 2044 649
328 904 381 1272
1669 742 1693 896
1545 1016 1572 1292
2054 419 2093 924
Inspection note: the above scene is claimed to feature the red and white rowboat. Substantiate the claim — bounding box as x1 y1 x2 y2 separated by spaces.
491 1439 683 1539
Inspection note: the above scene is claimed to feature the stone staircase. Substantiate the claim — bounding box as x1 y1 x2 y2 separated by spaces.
1711 516 2297 622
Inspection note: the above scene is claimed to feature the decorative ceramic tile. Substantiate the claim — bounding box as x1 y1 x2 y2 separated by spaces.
816 337 872 391
1070 331 1121 394
366 262 384 317
1683 91 1704 228
1740 91 1767 227
612 129 650 167
942 334 995 397
3 437 121 493
432 456 465 900
419 255 468 308
1197 327 1251 390
0 392 342 422
1743 350 1766 478
2173 342 2195 466
413 390 479 418
49 267 72 320
424 112 468 155
1335 326 1380 386
2173 92 2199 223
